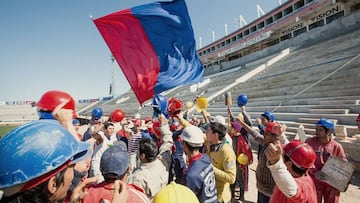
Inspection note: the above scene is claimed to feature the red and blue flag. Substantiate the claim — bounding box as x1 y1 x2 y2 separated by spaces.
93 0 204 104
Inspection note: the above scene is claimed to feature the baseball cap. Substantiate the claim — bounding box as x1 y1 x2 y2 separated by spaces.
100 141 129 177
181 126 204 147
210 115 226 126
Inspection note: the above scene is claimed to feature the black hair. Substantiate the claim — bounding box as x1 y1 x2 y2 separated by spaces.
0 168 67 203
139 138 158 162
104 122 114 130
317 126 336 137
209 122 227 140
262 114 271 121
284 154 307 176
183 141 202 152
103 172 127 182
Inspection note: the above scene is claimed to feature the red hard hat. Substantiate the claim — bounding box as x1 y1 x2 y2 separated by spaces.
36 90 75 111
110 109 125 123
167 97 183 117
134 119 142 127
265 122 281 135
283 140 316 169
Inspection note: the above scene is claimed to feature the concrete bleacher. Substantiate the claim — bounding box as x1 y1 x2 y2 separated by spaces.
0 10 358 179
202 25 360 164
0 104 38 124
72 13 360 160
80 23 359 135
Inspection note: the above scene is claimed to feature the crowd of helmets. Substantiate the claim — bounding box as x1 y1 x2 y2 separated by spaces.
0 89 359 203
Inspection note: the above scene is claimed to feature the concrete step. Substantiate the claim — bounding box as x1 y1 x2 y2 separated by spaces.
285 131 314 141
311 105 360 114
239 95 360 103
205 111 358 126
209 105 357 114
298 117 338 125
299 123 316 129
285 131 297 141
320 100 360 105
211 103 350 109
308 108 350 114
337 125 359 137
285 126 299 133
280 121 300 128
212 105 315 113
237 76 360 99
286 126 316 135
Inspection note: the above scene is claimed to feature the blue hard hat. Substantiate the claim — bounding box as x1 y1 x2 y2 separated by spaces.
316 118 334 131
92 108 103 120
38 110 54 120
152 94 169 118
0 120 92 190
261 111 275 122
72 119 80 125
237 94 248 107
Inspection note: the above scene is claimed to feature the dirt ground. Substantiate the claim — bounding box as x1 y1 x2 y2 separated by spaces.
243 150 360 203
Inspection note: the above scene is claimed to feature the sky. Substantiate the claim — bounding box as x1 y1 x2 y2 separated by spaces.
0 0 281 102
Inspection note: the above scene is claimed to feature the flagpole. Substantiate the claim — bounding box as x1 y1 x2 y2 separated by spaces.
111 55 115 96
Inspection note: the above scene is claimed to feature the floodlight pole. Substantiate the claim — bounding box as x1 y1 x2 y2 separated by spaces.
225 24 228 36
199 37 202 49
257 4 265 18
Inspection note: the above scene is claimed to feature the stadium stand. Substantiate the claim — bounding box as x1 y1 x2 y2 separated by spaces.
0 104 37 124
70 8 360 167
1 0 359 201
1 0 359 163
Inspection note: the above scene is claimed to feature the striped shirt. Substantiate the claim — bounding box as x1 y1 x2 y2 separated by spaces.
256 144 275 197
128 132 142 154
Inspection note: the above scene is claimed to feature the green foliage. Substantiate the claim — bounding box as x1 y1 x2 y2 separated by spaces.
0 125 18 138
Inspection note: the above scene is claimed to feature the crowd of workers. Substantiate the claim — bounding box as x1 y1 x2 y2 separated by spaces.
0 90 358 203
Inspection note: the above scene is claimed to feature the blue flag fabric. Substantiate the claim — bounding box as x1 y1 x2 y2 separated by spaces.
94 0 204 104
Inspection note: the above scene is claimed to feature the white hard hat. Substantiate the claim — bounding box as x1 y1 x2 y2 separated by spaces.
181 126 204 147
210 115 226 126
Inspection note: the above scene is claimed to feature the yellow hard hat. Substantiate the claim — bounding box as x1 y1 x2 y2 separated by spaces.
237 113 244 122
195 96 208 113
237 153 248 165
153 181 200 203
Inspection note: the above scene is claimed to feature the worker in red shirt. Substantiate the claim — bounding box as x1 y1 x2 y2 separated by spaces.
265 140 317 203
305 118 347 203
81 141 151 203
